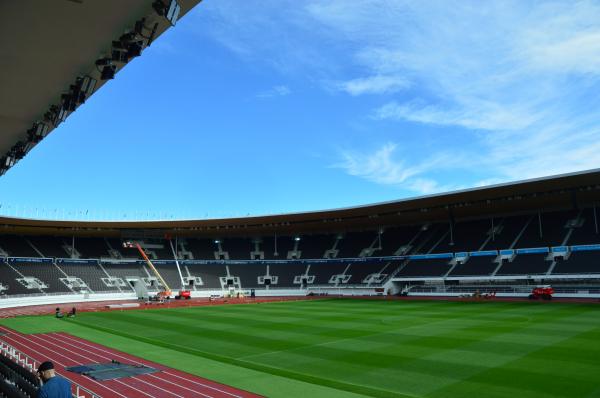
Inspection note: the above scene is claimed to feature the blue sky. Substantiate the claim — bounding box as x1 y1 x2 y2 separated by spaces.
2 0 600 221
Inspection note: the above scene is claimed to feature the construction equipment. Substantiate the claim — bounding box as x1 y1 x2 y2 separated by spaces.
529 286 554 300
123 239 191 300
123 241 172 300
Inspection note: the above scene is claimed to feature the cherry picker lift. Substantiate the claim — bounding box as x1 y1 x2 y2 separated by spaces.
123 239 191 300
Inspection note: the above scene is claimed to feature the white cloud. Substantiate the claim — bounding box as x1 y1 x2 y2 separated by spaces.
335 143 462 194
374 100 541 131
188 0 600 194
337 75 410 96
311 0 600 189
257 85 291 99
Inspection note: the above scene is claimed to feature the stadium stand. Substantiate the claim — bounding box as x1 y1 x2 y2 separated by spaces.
448 255 499 276
553 250 600 274
395 257 454 278
227 264 267 288
335 231 377 258
71 237 110 259
184 263 227 289
268 263 308 287
0 350 39 398
0 236 38 258
186 238 218 260
297 234 334 259
0 171 599 300
346 261 389 284
495 253 552 275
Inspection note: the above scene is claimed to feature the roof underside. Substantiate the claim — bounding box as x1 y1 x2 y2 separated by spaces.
1 169 599 237
0 0 201 173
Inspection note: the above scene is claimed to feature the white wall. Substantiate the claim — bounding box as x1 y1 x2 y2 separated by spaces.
0 292 137 309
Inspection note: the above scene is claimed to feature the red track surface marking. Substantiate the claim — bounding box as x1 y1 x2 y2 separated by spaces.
52 333 248 397
0 325 262 398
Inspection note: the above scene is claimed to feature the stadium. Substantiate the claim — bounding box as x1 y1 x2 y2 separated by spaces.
1 1 600 397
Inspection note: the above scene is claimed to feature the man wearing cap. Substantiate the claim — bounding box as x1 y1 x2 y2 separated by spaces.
36 361 71 398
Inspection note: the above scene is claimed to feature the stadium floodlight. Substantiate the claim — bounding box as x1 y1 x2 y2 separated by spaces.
100 64 116 80
113 33 145 62
27 122 49 143
56 105 69 123
111 40 129 62
166 0 181 25
127 41 144 58
153 0 180 25
79 76 96 96
44 105 67 126
96 57 117 80
61 93 76 112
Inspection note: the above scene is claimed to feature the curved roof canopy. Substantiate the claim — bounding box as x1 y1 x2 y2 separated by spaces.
1 169 599 237
0 0 201 175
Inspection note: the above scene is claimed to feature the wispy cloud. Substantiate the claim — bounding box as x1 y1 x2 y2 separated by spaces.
335 143 463 194
312 0 600 191
336 75 410 96
187 0 600 195
257 85 292 99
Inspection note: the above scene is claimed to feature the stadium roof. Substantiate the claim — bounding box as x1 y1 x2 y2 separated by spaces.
1 168 599 237
0 0 201 174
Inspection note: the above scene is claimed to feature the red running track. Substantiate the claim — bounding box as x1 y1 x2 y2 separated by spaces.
0 325 262 398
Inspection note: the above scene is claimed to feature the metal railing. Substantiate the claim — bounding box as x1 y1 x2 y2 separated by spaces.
0 340 101 398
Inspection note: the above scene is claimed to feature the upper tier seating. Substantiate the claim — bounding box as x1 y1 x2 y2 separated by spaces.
262 236 295 260
335 231 377 258
395 258 453 277
495 254 551 275
568 208 600 245
185 238 218 260
0 236 38 258
72 237 110 259
378 226 420 256
448 256 498 276
297 234 335 259
552 251 600 274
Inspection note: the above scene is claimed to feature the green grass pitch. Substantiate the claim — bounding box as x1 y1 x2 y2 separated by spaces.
2 298 600 397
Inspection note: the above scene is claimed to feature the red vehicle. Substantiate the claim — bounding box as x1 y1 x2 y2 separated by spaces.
529 286 554 300
175 289 191 300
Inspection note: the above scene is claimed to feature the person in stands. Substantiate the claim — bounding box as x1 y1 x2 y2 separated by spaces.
36 361 71 398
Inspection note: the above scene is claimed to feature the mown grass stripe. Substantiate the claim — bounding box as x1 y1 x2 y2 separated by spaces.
68 318 415 398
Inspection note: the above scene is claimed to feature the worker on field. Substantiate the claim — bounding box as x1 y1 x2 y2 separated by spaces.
36 361 71 398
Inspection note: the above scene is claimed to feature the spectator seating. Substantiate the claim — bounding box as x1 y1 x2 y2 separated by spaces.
449 256 499 276
0 351 39 398
346 262 388 284
553 251 600 274
227 264 267 288
495 254 552 275
395 258 453 277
